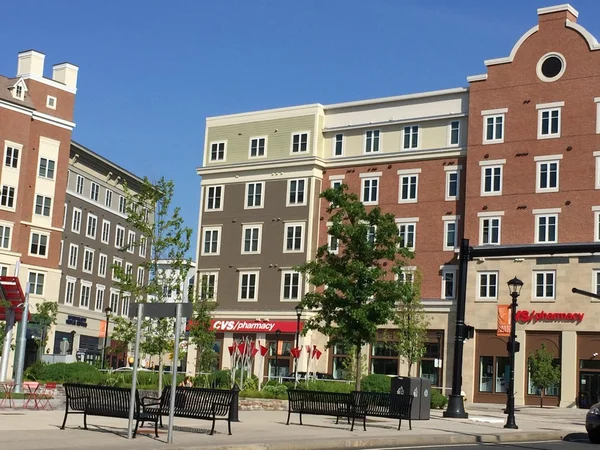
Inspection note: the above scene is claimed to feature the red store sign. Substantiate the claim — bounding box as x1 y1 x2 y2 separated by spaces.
210 320 303 334
516 310 584 324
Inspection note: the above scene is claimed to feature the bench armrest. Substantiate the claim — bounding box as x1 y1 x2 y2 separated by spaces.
141 396 161 407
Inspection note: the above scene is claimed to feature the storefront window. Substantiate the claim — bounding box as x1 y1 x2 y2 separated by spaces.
265 334 293 379
332 344 350 380
528 358 560 395
479 356 493 392
495 356 509 393
419 339 443 386
371 341 399 375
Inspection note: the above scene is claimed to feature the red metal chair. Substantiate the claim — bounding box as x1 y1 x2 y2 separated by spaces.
38 383 56 410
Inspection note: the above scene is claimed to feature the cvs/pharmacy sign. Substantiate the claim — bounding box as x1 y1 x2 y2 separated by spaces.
209 319 302 333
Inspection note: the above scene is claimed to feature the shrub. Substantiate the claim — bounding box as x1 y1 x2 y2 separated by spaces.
240 389 287 400
291 380 353 393
24 361 47 381
361 374 391 393
262 384 287 397
430 389 448 409
26 362 105 384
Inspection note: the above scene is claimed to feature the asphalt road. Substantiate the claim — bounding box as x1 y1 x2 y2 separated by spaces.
359 437 597 450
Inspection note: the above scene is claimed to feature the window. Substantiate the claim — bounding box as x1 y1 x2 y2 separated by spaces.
536 158 560 192
333 133 344 156
139 236 147 258
105 189 113 207
281 271 301 301
284 222 304 252
483 114 505 143
538 108 561 138
98 253 107 278
291 132 308 153
444 219 457 251
15 84 23 100
245 182 264 208
287 179 306 206
403 125 419 150
137 267 145 286
0 224 11 249
536 214 558 243
114 225 125 248
199 272 218 300
361 178 379 205
112 258 122 281
70 209 81 235
65 277 76 305
249 137 266 157
481 165 503 195
5 146 19 169
397 222 416 250
367 225 377 245
238 271 259 301
445 169 460 201
125 262 133 280
121 295 130 317
118 195 126 214
80 283 91 309
202 226 221 255
365 130 380 153
241 224 262 254
127 230 135 253
479 355 509 394
449 120 460 146
209 141 226 161
397 267 415 285
86 214 97 239
399 173 419 203
0 185 15 208
534 271 555 299
110 290 119 312
63 204 67 228
101 220 110 244
206 185 223 211
371 335 399 375
38 158 55 179
68 244 78 269
88 182 99 202
83 248 94 273
478 272 498 299
46 95 56 109
34 195 52 217
30 232 48 257
331 179 343 190
328 225 339 254
76 175 84 195
94 286 105 312
480 216 501 245
441 267 457 299
28 271 45 296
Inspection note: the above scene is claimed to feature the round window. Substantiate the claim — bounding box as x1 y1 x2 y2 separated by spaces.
537 53 566 82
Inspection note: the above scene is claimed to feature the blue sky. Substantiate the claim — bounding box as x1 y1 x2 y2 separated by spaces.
1 1 599 258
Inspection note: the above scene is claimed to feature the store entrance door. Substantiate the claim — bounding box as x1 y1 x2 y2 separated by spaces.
579 372 600 409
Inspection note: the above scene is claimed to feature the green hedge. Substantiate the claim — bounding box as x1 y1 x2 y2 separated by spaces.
360 374 391 393
430 388 448 409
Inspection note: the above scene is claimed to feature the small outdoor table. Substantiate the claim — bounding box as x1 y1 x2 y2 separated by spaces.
0 382 15 408
23 382 40 410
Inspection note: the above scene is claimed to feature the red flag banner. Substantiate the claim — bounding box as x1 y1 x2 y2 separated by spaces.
305 345 311 354
314 349 323 360
260 345 268 357
290 347 301 359
251 347 259 357
237 342 246 355
312 345 317 357
497 304 511 336
228 345 235 355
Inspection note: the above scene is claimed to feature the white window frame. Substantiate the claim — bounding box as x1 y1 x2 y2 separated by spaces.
121 295 130 317
241 224 262 255
361 176 380 205
125 262 133 281
101 220 110 244
482 110 506 144
593 269 600 297
478 271 499 300
86 214 98 239
68 243 79 269
287 178 307 207
46 95 57 109
105 189 113 208
327 222 339 254
332 133 344 157
90 182 99 202
443 216 459 251
137 267 145 286
533 270 556 300
448 120 460 146
238 270 259 302
83 248 94 274
0 223 12 250
76 174 84 195
441 266 458 300
112 257 123 281
115 225 125 248
209 141 227 162
479 213 503 245
281 270 301 302
398 170 420 203
201 226 222 256
38 157 55 179
34 194 52 217
537 102 563 139
64 277 76 305
445 166 461 201
63 204 67 229
364 130 380 154
72 207 82 233
402 125 419 150
28 271 45 296
245 182 264 209
95 285 105 312
139 236 147 258
199 272 219 301
283 222 305 253
480 160 505 196
29 231 49 258
205 185 224 211
535 155 561 193
534 211 559 244
79 281 92 309
396 218 418 251
127 230 135 254
109 289 119 313
98 253 108 278
118 195 126 214
4 142 21 170
249 136 267 158
290 132 310 154
0 185 16 210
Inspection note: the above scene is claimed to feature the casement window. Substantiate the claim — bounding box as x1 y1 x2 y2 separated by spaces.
331 179 343 190
105 189 113 208
0 265 8 277
199 272 218 300
46 95 57 109
534 271 555 299
284 222 304 252
206 185 223 211
238 271 259 301
0 224 11 249
245 182 264 209
110 290 119 312
68 244 79 269
291 132 309 153
480 163 503 195
478 272 498 299
445 168 460 201
125 262 133 280
29 232 48 257
535 213 558 244
121 295 130 316
86 214 97 239
34 195 52 217
112 258 123 281
202 226 221 255
71 208 82 233
95 286 105 312
441 267 457 300
83 248 94 273
76 175 84 195
397 222 416 250
535 156 561 193
90 182 99 202
38 158 55 179
365 130 380 153
398 172 419 203
65 277 76 305
367 225 377 245
361 177 379 205
327 224 339 254
537 103 563 139
397 267 415 285
210 141 226 161
287 179 306 206
139 236 147 258
449 120 460 146
593 269 600 296
5 145 19 169
281 271 301 301
28 271 45 296
443 218 458 251
115 225 125 248
241 224 262 254
333 133 344 156
249 137 267 158
98 253 108 278
480 216 502 245
0 185 15 208
137 267 145 286
127 230 135 253
483 112 505 143
118 195 126 214
402 125 419 150
101 220 110 244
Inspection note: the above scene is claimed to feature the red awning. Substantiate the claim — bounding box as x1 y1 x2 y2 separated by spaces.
0 276 29 322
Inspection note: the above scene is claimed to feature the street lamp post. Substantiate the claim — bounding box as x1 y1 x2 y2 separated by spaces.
275 329 281 380
294 305 303 385
505 276 523 430
101 307 112 370
436 330 443 387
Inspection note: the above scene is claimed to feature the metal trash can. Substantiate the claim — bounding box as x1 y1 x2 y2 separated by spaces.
391 377 431 420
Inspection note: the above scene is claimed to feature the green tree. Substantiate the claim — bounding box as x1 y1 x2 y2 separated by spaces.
296 185 412 391
528 344 561 408
113 177 192 394
32 301 58 359
107 315 136 358
188 282 217 374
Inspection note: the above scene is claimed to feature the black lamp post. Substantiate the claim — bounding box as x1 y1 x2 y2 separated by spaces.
100 307 112 370
275 329 281 379
505 276 523 430
436 330 443 387
294 305 303 381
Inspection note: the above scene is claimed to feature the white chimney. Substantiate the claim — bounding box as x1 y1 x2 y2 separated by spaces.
17 50 45 78
52 63 79 90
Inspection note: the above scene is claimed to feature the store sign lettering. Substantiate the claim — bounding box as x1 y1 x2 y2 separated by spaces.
209 320 302 333
516 310 584 324
66 315 88 327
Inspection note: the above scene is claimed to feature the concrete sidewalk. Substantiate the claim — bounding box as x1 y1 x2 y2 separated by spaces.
0 403 589 450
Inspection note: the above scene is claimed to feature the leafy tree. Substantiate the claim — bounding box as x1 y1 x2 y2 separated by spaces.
296 185 412 390
32 301 58 359
188 283 217 374
107 315 136 358
528 344 561 408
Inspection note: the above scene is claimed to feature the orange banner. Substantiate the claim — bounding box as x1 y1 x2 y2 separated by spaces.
99 320 107 338
497 305 511 336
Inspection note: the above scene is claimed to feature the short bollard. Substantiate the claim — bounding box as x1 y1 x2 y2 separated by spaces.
230 384 240 422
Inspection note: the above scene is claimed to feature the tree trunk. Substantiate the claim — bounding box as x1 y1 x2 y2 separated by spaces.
408 361 412 377
355 345 362 391
540 389 544 408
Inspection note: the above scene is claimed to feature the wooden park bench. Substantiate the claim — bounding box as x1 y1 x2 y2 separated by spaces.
61 383 159 438
353 391 413 430
286 389 364 431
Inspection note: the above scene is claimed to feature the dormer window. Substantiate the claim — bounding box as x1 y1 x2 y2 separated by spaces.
11 79 27 101
15 85 23 99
